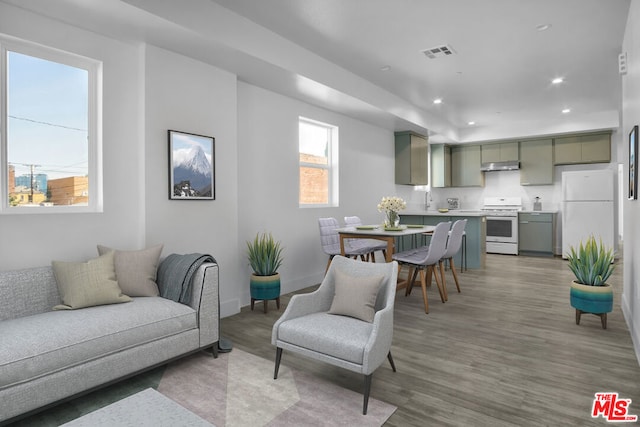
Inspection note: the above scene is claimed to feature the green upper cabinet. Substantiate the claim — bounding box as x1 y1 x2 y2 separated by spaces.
430 144 451 188
481 141 519 163
554 132 611 165
519 139 553 185
395 131 428 185
451 145 484 187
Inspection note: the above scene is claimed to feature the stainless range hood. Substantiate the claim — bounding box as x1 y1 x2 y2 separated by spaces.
480 160 520 172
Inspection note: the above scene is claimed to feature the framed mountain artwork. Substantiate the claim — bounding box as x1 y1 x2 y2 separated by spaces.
168 130 215 200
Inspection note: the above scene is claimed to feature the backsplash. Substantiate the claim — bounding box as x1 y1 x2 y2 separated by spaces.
397 169 564 212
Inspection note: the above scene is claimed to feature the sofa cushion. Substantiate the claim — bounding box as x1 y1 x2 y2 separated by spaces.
0 267 60 321
97 244 163 297
0 297 196 390
52 252 131 310
328 269 383 322
277 312 373 365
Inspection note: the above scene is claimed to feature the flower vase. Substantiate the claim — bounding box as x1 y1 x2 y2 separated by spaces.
385 211 400 228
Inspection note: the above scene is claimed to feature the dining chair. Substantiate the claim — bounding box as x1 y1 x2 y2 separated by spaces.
392 221 451 314
344 215 388 262
439 219 467 300
318 217 372 273
272 255 398 415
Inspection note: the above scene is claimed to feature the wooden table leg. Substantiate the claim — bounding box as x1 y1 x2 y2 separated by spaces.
385 237 394 262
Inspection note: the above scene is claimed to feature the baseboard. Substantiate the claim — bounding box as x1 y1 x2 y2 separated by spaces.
621 293 640 367
220 298 240 318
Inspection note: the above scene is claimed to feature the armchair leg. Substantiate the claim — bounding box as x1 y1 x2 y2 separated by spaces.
363 374 372 415
274 347 283 379
387 351 397 372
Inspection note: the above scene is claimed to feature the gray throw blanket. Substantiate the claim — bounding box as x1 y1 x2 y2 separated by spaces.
157 253 216 304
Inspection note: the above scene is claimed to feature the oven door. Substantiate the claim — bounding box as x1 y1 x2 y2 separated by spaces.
486 216 518 244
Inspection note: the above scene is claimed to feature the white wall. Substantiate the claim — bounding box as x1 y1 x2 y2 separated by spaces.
143 45 240 317
621 0 640 364
0 4 144 269
236 82 396 303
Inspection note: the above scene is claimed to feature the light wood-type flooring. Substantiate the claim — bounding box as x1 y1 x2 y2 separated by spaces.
221 254 640 426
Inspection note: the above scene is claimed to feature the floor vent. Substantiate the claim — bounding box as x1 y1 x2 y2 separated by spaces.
422 45 456 59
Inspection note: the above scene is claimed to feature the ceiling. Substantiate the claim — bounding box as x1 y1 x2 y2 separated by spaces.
2 0 631 143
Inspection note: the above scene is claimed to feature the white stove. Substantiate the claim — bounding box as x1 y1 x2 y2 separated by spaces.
482 197 522 255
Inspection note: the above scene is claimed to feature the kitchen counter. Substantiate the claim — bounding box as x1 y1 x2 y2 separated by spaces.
519 210 558 214
403 209 486 217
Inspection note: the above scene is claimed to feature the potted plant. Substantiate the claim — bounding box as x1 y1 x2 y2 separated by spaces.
566 235 615 329
247 232 284 313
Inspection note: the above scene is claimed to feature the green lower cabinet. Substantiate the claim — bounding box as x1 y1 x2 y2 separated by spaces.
518 212 555 255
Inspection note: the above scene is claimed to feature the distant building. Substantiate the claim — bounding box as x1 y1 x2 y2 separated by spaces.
48 176 89 206
15 174 47 193
11 188 46 206
8 165 15 194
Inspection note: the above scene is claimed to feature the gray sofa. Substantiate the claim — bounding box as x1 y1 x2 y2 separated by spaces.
0 262 219 424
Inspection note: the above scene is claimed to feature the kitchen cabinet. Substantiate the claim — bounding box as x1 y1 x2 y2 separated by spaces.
395 131 428 185
518 212 555 255
430 144 451 188
554 132 611 165
519 139 553 185
451 145 484 187
481 141 519 163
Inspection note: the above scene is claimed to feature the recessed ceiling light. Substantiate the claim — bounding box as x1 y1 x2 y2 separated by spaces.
380 65 391 72
562 108 571 114
433 98 443 105
536 24 552 32
468 121 475 126
552 77 564 84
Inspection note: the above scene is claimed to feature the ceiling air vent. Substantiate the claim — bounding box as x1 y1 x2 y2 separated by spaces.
422 45 456 59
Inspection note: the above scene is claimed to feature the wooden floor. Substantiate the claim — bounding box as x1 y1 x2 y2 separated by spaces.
221 254 640 426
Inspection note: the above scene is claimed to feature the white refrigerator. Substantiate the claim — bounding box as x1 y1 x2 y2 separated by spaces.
561 170 614 258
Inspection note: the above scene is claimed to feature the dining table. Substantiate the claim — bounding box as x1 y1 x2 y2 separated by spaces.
336 224 435 263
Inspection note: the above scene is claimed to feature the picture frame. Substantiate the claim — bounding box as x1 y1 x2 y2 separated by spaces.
629 125 638 200
168 130 215 200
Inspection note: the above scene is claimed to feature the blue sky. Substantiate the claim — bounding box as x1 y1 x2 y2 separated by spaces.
7 51 88 180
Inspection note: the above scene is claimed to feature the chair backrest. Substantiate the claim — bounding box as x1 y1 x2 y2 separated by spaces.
419 221 451 266
318 217 340 253
324 255 398 312
443 219 467 259
344 216 363 227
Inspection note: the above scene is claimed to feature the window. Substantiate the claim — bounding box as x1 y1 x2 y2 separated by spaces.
299 117 338 206
1 37 102 213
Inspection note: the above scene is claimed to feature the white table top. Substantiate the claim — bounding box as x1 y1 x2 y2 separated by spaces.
336 225 435 237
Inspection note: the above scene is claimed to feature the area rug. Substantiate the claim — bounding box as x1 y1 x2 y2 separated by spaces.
157 349 396 426
12 349 396 426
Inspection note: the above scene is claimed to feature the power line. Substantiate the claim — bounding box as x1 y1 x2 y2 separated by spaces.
8 115 87 132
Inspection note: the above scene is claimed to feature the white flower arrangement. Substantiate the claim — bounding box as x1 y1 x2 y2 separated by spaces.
377 196 406 214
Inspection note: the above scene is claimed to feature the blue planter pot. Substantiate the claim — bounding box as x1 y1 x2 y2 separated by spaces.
570 281 612 329
570 281 613 313
250 273 281 300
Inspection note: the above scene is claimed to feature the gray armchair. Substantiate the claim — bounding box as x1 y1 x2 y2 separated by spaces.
272 255 398 415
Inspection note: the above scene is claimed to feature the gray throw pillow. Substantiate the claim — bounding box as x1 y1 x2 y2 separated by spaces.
97 244 163 297
328 269 384 322
52 251 132 310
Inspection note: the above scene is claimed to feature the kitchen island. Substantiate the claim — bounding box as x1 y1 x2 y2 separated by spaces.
399 210 486 269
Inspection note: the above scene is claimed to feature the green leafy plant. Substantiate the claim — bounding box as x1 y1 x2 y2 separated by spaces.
247 232 284 276
566 235 614 286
